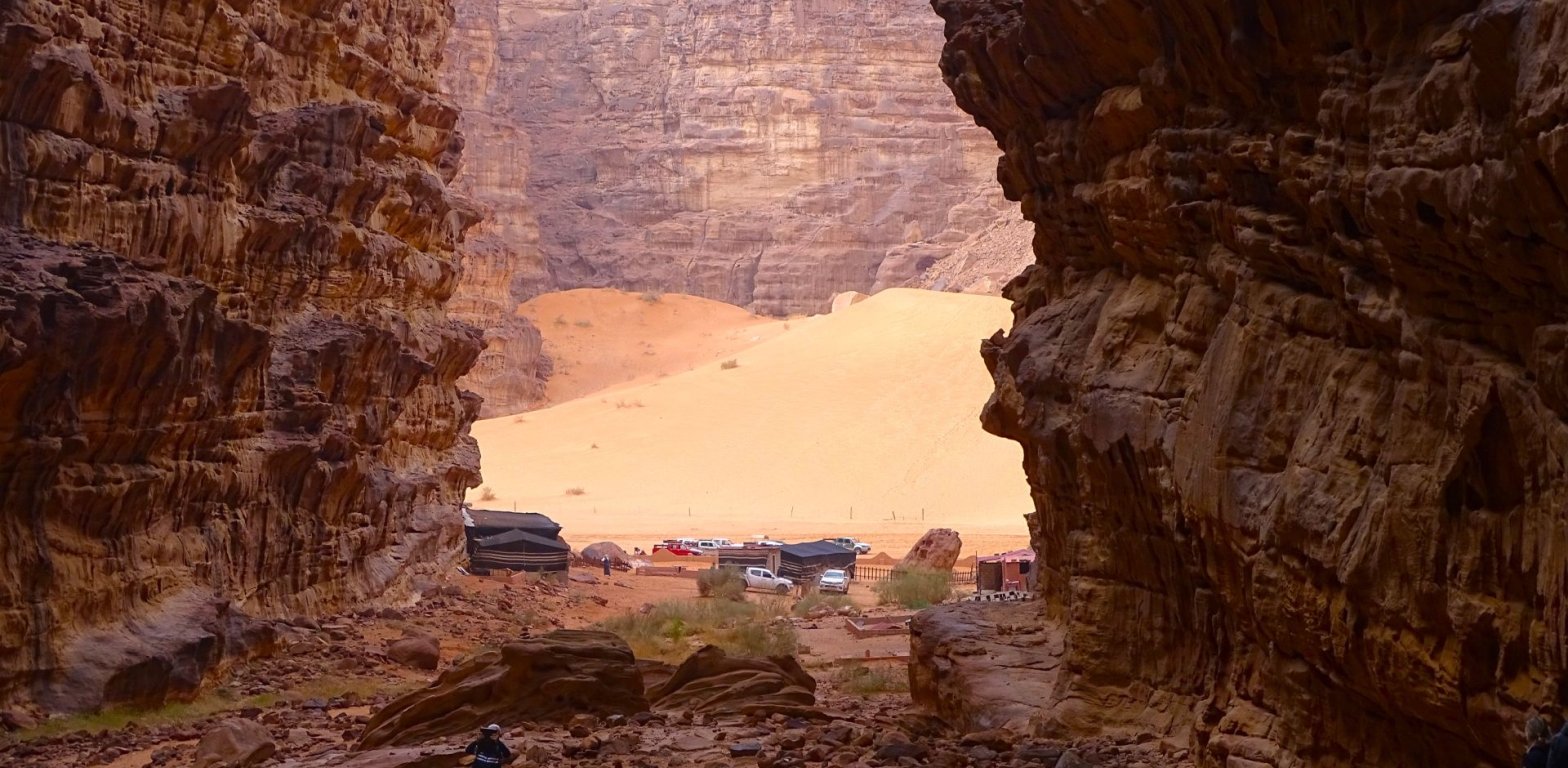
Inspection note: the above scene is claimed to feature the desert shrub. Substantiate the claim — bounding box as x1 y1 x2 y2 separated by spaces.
874 568 951 609
574 319 592 328
834 664 909 696
791 593 855 618
553 315 567 326
614 399 644 409
564 487 587 496
639 291 663 303
697 568 747 601
478 486 496 501
719 359 739 370
596 598 795 662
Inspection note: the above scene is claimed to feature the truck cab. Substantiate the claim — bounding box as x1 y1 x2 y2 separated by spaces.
828 537 871 555
743 567 793 594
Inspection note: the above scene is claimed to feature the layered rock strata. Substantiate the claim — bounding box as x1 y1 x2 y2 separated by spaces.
931 0 1568 766
0 0 480 710
439 0 1009 321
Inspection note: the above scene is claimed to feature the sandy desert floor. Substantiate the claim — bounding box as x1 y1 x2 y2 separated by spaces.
471 288 1034 558
517 288 791 406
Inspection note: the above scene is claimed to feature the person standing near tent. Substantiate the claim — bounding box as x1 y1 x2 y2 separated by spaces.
465 724 512 767
601 555 612 576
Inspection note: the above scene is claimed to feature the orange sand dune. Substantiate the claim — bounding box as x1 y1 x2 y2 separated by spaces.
518 288 787 405
471 288 1033 558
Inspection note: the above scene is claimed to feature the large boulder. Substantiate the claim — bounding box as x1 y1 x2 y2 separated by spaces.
356 630 648 749
193 719 276 768
580 541 633 567
386 634 441 671
648 645 817 717
897 529 963 572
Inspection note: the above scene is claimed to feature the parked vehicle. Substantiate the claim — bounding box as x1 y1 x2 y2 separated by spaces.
698 538 743 550
652 541 703 556
743 567 793 594
754 539 785 548
828 537 872 555
818 568 850 593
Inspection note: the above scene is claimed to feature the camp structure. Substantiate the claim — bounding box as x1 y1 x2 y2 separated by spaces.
462 507 570 573
976 548 1035 592
777 540 857 582
716 547 781 573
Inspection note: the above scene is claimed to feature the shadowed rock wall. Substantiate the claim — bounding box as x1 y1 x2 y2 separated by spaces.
930 0 1568 765
0 0 481 710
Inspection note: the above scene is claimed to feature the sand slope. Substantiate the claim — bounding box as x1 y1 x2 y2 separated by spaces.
472 288 1032 556
518 288 787 406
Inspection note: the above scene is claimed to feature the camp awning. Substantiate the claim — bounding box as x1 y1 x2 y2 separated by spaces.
474 529 570 551
463 508 562 537
779 540 854 558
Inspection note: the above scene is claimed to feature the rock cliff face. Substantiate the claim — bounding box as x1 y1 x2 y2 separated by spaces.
440 0 1008 325
0 0 480 710
929 0 1568 766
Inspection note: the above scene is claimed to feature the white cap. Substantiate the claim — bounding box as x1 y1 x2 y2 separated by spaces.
483 723 500 732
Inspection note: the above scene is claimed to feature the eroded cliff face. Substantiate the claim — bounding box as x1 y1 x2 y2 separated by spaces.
0 0 480 710
441 0 1010 320
926 1 1568 765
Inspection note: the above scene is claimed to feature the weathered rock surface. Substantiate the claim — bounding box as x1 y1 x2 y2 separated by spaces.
897 528 964 572
934 0 1568 766
387 635 442 671
0 0 481 709
438 0 1020 411
910 602 1062 734
193 719 276 768
648 646 817 717
357 630 648 749
581 542 634 568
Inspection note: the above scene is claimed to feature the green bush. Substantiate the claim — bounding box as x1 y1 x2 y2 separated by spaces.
696 568 747 601
639 291 664 303
834 664 909 696
874 568 951 609
791 592 855 618
596 599 795 662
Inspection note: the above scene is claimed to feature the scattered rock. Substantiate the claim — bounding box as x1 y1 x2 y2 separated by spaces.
568 572 600 585
193 719 276 768
960 729 1016 751
357 630 649 749
1014 743 1064 764
386 635 441 670
730 740 765 757
1054 749 1090 768
874 742 929 761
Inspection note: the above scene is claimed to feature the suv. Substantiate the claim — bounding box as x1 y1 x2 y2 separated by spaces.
828 537 871 555
743 567 793 594
818 569 850 593
698 538 742 550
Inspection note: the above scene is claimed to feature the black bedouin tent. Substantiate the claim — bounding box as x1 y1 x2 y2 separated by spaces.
716 548 780 572
777 540 857 581
462 507 569 573
469 529 571 573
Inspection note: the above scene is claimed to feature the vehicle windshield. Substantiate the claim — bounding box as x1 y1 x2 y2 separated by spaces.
823 570 846 579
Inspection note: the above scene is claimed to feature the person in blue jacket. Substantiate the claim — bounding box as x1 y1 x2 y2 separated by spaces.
465 723 512 767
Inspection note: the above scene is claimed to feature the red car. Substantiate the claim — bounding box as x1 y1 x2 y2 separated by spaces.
652 541 703 556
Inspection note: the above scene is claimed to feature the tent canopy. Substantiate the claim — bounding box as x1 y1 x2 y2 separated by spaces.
474 529 570 551
464 508 562 538
779 540 854 558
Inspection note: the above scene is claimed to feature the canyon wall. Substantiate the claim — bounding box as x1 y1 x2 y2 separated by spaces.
0 0 480 710
440 0 1021 413
925 0 1568 766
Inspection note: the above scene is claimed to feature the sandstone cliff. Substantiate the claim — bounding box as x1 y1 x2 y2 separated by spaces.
439 0 1011 412
925 1 1568 766
0 0 480 711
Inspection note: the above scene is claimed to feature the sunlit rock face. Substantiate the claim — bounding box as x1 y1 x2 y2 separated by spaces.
440 0 1014 322
923 0 1568 765
0 0 481 710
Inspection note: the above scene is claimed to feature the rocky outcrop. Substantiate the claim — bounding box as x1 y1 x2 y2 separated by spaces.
357 630 648 749
933 1 1568 766
898 528 963 572
648 646 818 718
439 0 1010 327
0 0 480 710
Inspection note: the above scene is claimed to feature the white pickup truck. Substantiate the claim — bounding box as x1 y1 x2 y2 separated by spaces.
743 567 793 594
828 537 872 555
